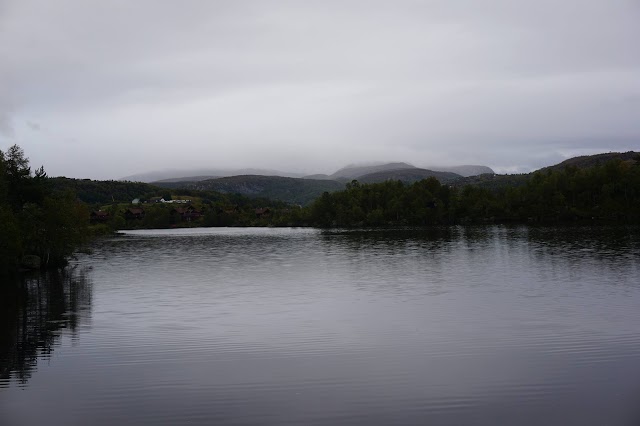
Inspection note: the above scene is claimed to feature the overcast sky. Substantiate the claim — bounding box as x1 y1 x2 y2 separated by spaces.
1 0 639 179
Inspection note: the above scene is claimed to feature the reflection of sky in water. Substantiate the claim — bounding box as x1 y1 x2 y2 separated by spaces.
1 226 640 425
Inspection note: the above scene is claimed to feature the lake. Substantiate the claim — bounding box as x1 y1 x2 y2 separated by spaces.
2 226 640 425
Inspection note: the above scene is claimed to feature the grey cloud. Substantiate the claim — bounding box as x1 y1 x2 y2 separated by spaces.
26 121 40 131
0 111 13 137
0 0 638 179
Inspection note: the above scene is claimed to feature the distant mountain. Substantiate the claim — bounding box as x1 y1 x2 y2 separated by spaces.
152 163 472 205
357 168 462 184
430 165 495 177
63 151 638 209
123 162 495 183
155 175 219 183
329 162 494 179
303 173 332 180
538 151 639 172
154 175 345 205
122 168 304 182
330 162 416 180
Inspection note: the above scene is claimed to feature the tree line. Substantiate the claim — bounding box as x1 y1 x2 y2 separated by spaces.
90 196 293 231
305 157 640 227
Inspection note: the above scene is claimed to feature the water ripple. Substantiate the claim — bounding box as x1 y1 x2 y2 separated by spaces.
2 226 640 425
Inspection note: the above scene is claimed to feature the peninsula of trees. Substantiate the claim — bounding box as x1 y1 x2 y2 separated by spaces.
0 146 88 274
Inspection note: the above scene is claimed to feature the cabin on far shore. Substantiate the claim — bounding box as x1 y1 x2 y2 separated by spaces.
90 210 110 223
171 205 202 222
255 207 271 218
124 208 145 220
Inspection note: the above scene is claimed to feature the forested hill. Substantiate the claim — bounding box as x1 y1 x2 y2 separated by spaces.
151 165 463 204
330 162 415 179
539 151 639 172
307 155 640 227
50 177 163 204
155 175 345 206
452 151 640 191
357 168 461 184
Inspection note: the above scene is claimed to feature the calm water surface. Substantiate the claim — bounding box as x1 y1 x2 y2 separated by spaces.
2 226 640 425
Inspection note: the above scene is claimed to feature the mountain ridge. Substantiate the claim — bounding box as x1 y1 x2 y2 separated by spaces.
428 165 495 177
357 168 462 184
124 162 494 183
155 175 344 205
330 162 416 180
122 168 305 182
51 151 638 205
538 151 639 172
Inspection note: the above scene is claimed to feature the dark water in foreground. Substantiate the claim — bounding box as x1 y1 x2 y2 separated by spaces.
2 226 640 425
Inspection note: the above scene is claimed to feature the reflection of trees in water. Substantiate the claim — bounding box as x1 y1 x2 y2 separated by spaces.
0 267 92 386
526 225 640 263
321 225 640 255
319 227 457 251
318 225 640 272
